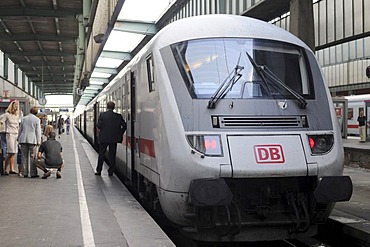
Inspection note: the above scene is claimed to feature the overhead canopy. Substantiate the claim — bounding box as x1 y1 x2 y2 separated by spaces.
0 0 82 95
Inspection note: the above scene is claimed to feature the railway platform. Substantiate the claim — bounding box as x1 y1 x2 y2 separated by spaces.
324 137 370 246
0 128 369 246
0 127 174 247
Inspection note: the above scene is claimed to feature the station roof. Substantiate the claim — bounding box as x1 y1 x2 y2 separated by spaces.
77 0 181 107
0 0 82 95
241 0 291 21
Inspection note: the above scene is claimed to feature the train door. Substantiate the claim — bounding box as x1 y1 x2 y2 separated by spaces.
93 103 98 149
332 97 348 138
365 100 370 141
125 71 136 185
83 111 87 135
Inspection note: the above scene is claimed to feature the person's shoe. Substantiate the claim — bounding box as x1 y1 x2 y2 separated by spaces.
9 171 17 174
23 175 28 178
2 172 9 176
30 175 40 178
56 171 62 179
94 172 101 176
42 171 51 179
18 172 23 177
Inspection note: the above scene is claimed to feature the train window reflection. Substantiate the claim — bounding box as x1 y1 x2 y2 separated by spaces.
171 38 313 100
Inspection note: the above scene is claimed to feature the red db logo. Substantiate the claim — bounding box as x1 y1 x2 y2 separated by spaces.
254 145 285 164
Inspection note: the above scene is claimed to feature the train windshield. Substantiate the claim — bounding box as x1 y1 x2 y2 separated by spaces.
171 38 312 100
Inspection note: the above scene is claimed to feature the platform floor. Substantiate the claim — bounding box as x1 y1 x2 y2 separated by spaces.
328 137 370 245
0 127 174 247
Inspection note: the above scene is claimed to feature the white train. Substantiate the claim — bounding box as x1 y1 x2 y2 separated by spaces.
76 15 352 242
344 94 370 136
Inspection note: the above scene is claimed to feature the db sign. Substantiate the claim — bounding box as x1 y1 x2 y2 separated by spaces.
254 144 285 164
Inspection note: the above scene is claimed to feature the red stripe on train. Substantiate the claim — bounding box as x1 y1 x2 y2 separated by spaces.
122 135 156 158
348 124 358 129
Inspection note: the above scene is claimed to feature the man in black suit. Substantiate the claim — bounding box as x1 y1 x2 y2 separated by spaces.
95 101 126 176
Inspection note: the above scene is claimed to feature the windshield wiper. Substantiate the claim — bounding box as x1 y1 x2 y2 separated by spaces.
261 65 307 109
246 52 307 109
207 64 244 109
245 52 272 97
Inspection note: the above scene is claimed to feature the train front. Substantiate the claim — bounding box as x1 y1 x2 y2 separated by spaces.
156 19 352 242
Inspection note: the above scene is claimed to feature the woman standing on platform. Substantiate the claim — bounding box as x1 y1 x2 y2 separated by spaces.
2 101 19 175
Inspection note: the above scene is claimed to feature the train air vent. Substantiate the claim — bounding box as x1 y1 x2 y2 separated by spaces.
212 116 308 128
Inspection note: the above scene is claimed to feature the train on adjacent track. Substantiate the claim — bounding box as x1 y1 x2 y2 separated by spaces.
75 15 352 242
343 94 370 136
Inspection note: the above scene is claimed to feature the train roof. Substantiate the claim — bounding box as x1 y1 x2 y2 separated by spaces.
345 94 370 102
153 14 311 52
87 14 313 108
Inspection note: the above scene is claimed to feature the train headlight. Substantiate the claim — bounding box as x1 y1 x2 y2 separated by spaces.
186 134 223 156
307 134 334 154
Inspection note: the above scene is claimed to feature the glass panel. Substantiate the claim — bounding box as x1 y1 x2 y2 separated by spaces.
336 44 343 63
342 42 349 61
313 3 319 46
348 108 353 120
353 0 363 35
365 37 370 57
171 38 313 100
319 1 327 45
344 0 353 38
349 40 356 60
335 0 344 40
365 0 370 31
356 39 364 58
327 0 335 42
330 46 336 64
146 55 155 92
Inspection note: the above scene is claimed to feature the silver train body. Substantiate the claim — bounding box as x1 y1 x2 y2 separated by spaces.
76 15 352 242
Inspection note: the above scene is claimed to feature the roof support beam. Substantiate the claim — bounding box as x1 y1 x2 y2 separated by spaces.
100 51 131 60
0 35 75 42
114 20 157 36
9 51 74 57
18 63 75 68
26 72 74 76
241 0 291 21
94 67 117 74
0 8 77 18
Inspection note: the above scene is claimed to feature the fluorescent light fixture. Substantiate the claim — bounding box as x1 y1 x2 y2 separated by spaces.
45 95 73 106
83 89 98 94
86 85 103 90
91 71 111 78
118 0 172 22
105 30 145 52
89 80 105 85
96 57 123 68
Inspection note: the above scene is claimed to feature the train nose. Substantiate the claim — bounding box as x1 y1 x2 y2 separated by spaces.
227 135 308 178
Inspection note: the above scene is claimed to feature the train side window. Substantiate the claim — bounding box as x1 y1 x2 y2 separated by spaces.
348 108 353 120
146 55 155 92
